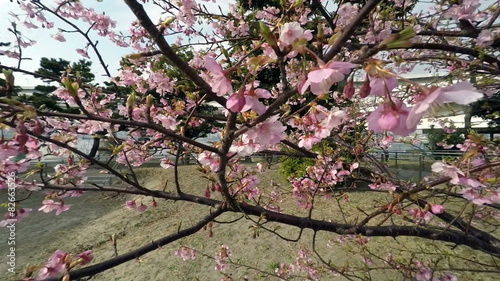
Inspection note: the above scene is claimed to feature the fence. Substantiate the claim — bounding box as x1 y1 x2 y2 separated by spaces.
370 150 465 180
26 149 470 184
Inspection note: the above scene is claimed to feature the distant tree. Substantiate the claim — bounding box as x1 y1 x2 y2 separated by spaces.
36 57 95 84
0 75 22 97
471 92 500 126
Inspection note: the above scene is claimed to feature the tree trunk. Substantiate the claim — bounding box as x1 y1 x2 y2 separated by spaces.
88 131 106 158
464 107 472 130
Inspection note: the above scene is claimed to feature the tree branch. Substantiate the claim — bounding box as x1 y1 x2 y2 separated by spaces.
122 0 227 108
42 207 225 281
324 0 382 61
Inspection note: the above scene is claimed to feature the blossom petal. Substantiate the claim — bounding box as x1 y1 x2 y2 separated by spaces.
204 57 223 74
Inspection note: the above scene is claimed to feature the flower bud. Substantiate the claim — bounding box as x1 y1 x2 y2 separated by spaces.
126 53 144 60
146 94 153 108
359 79 371 98
2 69 14 86
317 23 324 41
61 77 79 97
398 27 416 41
161 17 175 27
386 41 414 49
126 91 136 107
33 121 44 136
259 22 278 48
343 78 355 99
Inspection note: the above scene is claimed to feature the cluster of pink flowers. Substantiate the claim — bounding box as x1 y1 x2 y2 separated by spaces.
198 151 220 171
39 199 71 215
214 245 231 271
174 246 197 261
125 200 153 212
295 248 319 280
50 163 89 186
115 140 154 167
431 160 499 205
36 249 93 280
0 208 32 227
275 263 295 279
301 61 356 96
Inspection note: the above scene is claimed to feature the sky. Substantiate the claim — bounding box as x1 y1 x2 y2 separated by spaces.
0 0 232 87
0 0 145 86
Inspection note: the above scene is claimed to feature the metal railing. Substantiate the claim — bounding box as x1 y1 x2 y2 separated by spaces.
369 150 465 180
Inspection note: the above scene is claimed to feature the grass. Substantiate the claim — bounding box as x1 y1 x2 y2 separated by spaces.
3 164 499 281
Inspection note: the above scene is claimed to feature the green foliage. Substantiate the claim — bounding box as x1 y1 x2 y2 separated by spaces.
13 57 96 113
279 141 334 179
36 57 95 83
470 91 500 126
237 0 281 10
426 125 465 151
279 154 316 179
0 77 22 95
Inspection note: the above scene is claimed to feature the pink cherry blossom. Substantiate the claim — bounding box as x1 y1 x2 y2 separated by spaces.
369 182 397 192
316 109 346 138
415 263 432 281
38 200 71 215
204 57 233 96
443 0 481 22
125 200 136 209
241 83 272 114
440 273 458 281
77 250 93 266
0 208 32 227
429 203 444 214
368 74 398 96
243 115 286 149
298 134 320 149
226 89 246 112
198 151 220 171
301 61 357 95
431 162 464 184
457 176 485 188
76 48 90 58
275 263 295 279
136 203 147 212
214 245 231 271
160 158 174 169
407 82 483 129
229 138 261 157
153 114 177 130
52 32 66 42
476 29 495 47
489 190 500 204
37 250 67 280
409 209 434 224
367 100 416 136
175 246 197 261
279 22 312 46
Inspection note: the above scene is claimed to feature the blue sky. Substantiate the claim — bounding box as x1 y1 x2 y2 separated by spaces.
0 0 236 87
0 0 177 86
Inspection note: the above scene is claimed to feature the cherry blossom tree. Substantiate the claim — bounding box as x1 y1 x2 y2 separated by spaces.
1 0 500 280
